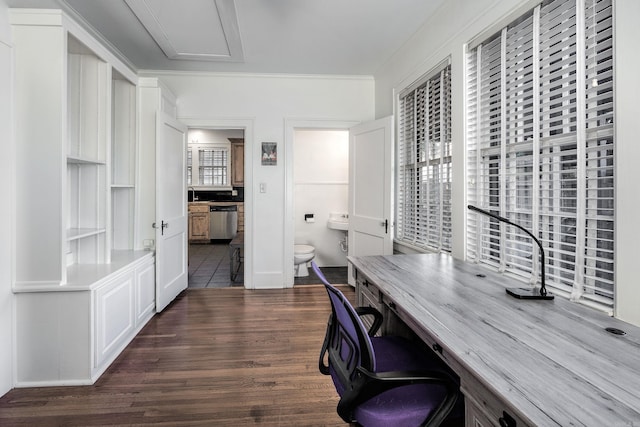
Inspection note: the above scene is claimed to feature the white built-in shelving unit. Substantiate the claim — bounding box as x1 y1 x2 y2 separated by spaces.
11 8 155 386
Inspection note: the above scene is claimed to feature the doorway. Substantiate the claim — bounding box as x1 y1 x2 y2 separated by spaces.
287 124 354 286
186 128 245 288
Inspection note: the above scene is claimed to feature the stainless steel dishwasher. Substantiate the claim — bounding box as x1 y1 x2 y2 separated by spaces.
209 205 238 239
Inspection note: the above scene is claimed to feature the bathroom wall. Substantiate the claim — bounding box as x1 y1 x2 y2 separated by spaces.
294 129 348 267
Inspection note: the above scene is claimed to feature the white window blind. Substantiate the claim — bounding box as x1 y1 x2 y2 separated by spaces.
199 148 228 186
397 64 452 252
188 142 231 188
466 0 614 312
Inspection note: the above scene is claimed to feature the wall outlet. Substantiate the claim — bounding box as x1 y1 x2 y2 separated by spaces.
143 239 155 250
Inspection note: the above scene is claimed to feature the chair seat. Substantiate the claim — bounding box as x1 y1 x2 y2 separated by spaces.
355 383 446 427
354 336 449 427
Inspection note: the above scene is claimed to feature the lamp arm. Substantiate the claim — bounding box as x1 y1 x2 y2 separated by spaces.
468 205 547 297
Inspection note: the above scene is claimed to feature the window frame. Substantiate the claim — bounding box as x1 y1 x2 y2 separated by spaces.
187 142 232 190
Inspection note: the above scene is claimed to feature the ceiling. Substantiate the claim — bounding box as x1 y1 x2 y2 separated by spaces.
6 0 447 75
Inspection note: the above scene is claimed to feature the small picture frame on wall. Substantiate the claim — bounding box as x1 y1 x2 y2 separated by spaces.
261 142 277 166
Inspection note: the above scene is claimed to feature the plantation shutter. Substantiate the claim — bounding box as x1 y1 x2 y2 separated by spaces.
466 0 614 313
397 63 452 252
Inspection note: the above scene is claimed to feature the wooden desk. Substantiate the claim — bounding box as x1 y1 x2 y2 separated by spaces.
348 253 640 426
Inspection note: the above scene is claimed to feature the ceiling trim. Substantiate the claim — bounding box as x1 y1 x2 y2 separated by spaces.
52 0 140 73
214 0 244 62
124 0 244 62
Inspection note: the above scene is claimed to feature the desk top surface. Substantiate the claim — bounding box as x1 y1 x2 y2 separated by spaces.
348 253 640 426
229 232 244 247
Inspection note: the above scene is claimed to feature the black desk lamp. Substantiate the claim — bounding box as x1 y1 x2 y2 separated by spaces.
468 205 554 300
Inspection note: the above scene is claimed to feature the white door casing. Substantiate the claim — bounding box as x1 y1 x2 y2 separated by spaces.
155 113 188 312
348 116 394 284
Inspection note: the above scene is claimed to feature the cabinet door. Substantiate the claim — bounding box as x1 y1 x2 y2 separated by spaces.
95 272 135 367
231 142 244 186
190 213 210 240
136 259 156 325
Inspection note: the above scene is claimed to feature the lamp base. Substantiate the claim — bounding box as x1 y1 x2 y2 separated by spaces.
506 287 554 300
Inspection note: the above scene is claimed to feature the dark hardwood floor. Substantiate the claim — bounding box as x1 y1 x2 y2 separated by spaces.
0 286 350 426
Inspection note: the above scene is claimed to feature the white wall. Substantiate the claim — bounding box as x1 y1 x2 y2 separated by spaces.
612 0 640 326
0 0 14 396
188 128 243 145
153 72 374 288
374 0 640 326
294 129 349 267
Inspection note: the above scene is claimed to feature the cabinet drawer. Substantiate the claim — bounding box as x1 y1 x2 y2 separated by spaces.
465 401 496 427
188 204 210 213
358 279 380 307
355 278 382 334
461 375 531 427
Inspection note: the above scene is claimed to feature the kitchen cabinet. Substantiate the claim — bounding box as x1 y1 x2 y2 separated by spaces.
188 204 210 242
11 9 153 386
230 138 244 187
188 202 243 242
237 203 245 233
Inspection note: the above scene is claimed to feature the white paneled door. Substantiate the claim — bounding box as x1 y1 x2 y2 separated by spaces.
155 113 188 312
348 117 394 283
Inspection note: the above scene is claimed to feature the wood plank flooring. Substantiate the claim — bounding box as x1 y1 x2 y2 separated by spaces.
0 286 350 426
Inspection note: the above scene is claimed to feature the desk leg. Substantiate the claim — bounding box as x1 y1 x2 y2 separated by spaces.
229 247 242 282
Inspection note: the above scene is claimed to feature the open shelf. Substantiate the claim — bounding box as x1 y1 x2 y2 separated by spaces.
67 227 107 241
67 155 106 165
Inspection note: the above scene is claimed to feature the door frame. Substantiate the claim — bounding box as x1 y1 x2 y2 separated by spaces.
179 117 255 289
284 119 360 287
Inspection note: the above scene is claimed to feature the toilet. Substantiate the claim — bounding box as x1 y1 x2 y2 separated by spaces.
294 244 316 277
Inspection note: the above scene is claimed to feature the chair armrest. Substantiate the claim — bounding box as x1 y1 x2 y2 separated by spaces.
355 306 383 336
318 313 333 375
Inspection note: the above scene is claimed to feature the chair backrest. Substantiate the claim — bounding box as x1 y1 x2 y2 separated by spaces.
313 261 376 395
315 262 462 426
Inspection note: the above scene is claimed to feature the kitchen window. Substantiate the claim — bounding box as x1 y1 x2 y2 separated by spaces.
187 143 231 189
466 0 614 312
396 62 452 253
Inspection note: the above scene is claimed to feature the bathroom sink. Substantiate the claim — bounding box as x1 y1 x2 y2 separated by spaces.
327 213 349 231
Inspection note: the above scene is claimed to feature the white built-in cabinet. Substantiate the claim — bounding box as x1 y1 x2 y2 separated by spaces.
11 9 156 386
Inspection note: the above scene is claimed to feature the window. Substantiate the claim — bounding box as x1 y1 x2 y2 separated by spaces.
466 0 614 312
397 63 452 252
187 144 231 188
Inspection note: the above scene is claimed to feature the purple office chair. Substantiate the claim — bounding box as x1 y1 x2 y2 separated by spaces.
312 261 462 427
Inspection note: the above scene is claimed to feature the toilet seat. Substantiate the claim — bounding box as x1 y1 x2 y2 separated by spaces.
295 244 315 255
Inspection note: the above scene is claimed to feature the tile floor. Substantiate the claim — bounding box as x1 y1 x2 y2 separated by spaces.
188 242 348 288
